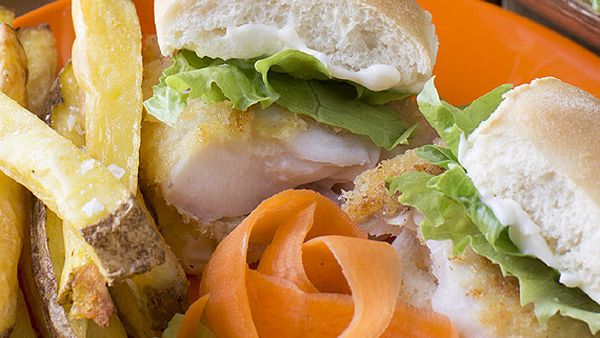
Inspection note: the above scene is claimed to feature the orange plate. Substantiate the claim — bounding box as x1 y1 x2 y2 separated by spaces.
14 0 600 104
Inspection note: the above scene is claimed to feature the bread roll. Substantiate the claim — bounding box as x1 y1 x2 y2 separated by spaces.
154 0 437 92
462 77 600 304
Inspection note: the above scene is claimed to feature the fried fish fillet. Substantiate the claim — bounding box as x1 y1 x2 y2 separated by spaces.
341 150 597 338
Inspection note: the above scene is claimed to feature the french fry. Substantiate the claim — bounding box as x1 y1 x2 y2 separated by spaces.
67 0 190 332
24 200 127 338
45 62 119 327
45 60 187 334
72 0 143 193
42 59 114 329
8 290 36 338
19 201 66 338
0 210 23 338
109 193 188 336
0 19 28 338
0 92 166 283
0 23 27 107
0 7 15 25
17 25 58 117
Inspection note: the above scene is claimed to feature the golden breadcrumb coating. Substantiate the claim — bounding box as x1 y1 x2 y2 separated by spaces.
341 149 442 224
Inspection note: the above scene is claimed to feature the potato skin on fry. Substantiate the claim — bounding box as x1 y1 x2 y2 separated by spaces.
28 200 77 338
109 193 189 336
81 197 166 282
25 200 128 338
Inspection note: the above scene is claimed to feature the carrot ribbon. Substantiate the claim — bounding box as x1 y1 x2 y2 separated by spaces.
180 190 457 338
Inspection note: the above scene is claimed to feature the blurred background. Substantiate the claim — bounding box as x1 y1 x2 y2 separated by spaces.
3 0 599 54
5 0 53 15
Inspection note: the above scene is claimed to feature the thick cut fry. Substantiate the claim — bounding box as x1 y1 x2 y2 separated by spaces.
72 0 143 193
70 0 190 330
47 62 116 327
67 6 188 330
8 290 36 338
191 190 458 337
23 200 128 338
0 24 27 107
20 201 70 338
0 21 28 338
0 211 23 338
0 92 165 282
17 25 58 117
109 194 189 336
0 7 14 25
47 58 188 333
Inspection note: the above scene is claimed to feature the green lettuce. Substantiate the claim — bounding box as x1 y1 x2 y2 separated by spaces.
387 169 600 333
144 49 414 150
385 79 600 333
268 74 417 150
416 77 512 156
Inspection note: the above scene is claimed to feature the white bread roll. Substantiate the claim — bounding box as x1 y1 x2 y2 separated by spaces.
462 77 600 304
154 0 438 92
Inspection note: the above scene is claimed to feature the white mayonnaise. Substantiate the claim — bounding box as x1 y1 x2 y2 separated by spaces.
480 195 555 267
219 23 403 92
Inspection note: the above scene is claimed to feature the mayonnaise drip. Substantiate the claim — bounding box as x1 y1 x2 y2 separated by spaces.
480 195 555 266
458 137 554 264
219 23 403 92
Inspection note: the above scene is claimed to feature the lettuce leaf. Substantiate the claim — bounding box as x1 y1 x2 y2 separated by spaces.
268 73 417 150
428 165 519 252
386 171 478 254
144 52 197 126
386 80 600 333
255 49 411 105
387 169 600 333
144 49 415 150
254 49 332 82
415 145 457 169
416 77 512 155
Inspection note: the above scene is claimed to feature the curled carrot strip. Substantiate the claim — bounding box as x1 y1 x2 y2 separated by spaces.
177 294 209 338
183 190 457 337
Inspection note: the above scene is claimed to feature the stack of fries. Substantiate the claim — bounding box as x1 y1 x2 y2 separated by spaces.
0 1 189 337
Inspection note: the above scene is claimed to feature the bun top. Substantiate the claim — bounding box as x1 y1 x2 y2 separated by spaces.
462 77 600 305
154 0 438 92
471 77 600 203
